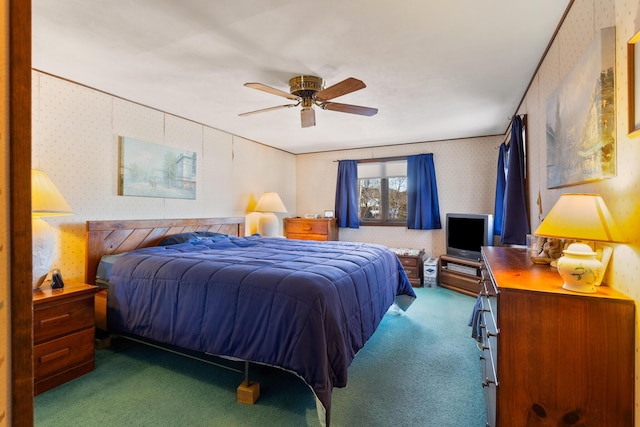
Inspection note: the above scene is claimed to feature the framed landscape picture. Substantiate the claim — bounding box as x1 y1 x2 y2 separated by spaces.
545 26 616 188
118 136 197 199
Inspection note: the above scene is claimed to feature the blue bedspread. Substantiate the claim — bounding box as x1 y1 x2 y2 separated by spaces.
107 235 415 425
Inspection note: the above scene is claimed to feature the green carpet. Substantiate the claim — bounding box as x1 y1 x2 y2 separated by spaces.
35 287 487 426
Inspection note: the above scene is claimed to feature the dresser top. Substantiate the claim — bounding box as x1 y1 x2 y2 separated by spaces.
482 246 632 301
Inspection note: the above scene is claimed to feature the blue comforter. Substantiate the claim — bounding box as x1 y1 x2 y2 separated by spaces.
107 234 416 425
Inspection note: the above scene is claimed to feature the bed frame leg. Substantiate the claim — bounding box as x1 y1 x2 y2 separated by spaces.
237 361 260 404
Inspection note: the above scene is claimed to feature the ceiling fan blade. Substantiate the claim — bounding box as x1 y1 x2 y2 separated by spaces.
315 77 366 101
301 108 316 128
238 103 297 116
323 102 378 116
244 82 300 101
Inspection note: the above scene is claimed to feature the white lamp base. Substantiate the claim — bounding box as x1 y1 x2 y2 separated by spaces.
556 242 603 294
257 212 279 237
562 282 596 294
32 218 55 289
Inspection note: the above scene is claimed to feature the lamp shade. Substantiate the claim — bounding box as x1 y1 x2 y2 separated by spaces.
254 192 287 213
534 193 624 243
32 169 74 217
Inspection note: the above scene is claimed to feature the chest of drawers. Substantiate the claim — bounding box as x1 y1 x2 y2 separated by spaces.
33 283 98 395
479 247 634 426
283 218 338 241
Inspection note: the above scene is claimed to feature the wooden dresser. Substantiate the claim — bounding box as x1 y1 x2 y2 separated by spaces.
283 217 338 241
478 247 634 426
33 283 98 395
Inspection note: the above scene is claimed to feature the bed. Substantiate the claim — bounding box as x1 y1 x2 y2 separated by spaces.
85 217 416 426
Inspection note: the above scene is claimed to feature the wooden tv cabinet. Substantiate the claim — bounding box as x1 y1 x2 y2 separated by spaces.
438 254 481 296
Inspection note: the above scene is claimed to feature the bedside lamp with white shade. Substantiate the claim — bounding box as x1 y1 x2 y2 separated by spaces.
534 193 624 293
254 192 287 237
32 169 73 289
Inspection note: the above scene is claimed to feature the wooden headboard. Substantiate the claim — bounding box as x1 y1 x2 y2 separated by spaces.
85 217 246 284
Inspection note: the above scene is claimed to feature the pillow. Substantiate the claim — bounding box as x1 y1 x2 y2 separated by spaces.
158 231 226 246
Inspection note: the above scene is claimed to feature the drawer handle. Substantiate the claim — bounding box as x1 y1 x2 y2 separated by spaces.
40 313 71 328
40 347 70 364
302 226 312 231
482 378 496 387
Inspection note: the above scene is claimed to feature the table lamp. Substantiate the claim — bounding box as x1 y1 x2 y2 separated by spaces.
534 193 624 293
254 192 287 237
32 169 74 289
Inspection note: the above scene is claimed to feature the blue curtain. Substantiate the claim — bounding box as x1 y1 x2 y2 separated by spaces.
334 160 359 228
493 142 507 236
406 154 441 230
500 116 530 245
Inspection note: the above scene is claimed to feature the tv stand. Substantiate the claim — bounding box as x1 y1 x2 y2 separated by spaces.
439 255 482 296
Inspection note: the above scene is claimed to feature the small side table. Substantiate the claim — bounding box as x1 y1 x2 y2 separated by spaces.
33 282 98 395
390 248 426 287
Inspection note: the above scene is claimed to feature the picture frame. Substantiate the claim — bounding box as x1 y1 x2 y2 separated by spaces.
545 26 616 188
118 136 197 199
628 29 640 137
324 210 334 218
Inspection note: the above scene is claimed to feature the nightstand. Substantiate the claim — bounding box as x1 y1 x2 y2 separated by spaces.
33 282 98 395
390 248 426 287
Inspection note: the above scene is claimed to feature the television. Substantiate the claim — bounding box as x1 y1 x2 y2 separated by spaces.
445 213 494 261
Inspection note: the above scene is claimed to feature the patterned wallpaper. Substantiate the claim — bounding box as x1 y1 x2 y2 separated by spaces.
32 72 296 282
296 135 502 257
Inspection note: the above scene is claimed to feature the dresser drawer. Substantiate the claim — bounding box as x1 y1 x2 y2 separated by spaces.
285 220 329 235
287 232 329 241
34 327 95 379
34 294 95 343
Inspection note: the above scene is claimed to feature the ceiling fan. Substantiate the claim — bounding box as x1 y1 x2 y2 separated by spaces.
239 75 378 128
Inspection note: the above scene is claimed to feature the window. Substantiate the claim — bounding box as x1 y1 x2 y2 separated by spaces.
357 160 407 225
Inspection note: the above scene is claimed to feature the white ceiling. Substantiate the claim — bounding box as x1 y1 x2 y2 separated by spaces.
32 0 570 154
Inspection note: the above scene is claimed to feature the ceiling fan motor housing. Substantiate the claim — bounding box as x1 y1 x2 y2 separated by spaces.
289 75 324 98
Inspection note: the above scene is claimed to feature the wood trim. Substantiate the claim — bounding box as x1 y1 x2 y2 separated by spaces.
9 0 34 424
628 29 640 137
85 217 246 285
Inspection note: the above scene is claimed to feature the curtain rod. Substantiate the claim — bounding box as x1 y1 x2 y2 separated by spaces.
333 154 431 163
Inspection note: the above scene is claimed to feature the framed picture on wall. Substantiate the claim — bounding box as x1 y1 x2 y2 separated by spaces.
628 29 640 137
118 136 197 199
545 26 616 188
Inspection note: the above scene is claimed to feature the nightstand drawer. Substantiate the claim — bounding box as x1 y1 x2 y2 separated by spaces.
34 327 95 379
399 256 420 268
402 266 419 279
34 294 95 343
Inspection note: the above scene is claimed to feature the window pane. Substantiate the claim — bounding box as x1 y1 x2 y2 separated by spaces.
388 176 407 220
359 178 381 219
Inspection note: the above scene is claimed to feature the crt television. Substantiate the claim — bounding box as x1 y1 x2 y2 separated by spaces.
445 213 494 261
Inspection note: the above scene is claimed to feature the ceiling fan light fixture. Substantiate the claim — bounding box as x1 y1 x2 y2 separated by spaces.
301 107 315 128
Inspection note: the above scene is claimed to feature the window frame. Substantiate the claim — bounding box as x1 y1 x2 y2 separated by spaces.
357 157 408 227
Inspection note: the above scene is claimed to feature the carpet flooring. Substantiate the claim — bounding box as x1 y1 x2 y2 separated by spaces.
35 286 487 426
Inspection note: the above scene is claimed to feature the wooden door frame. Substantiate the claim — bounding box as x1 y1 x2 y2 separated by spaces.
9 0 34 425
